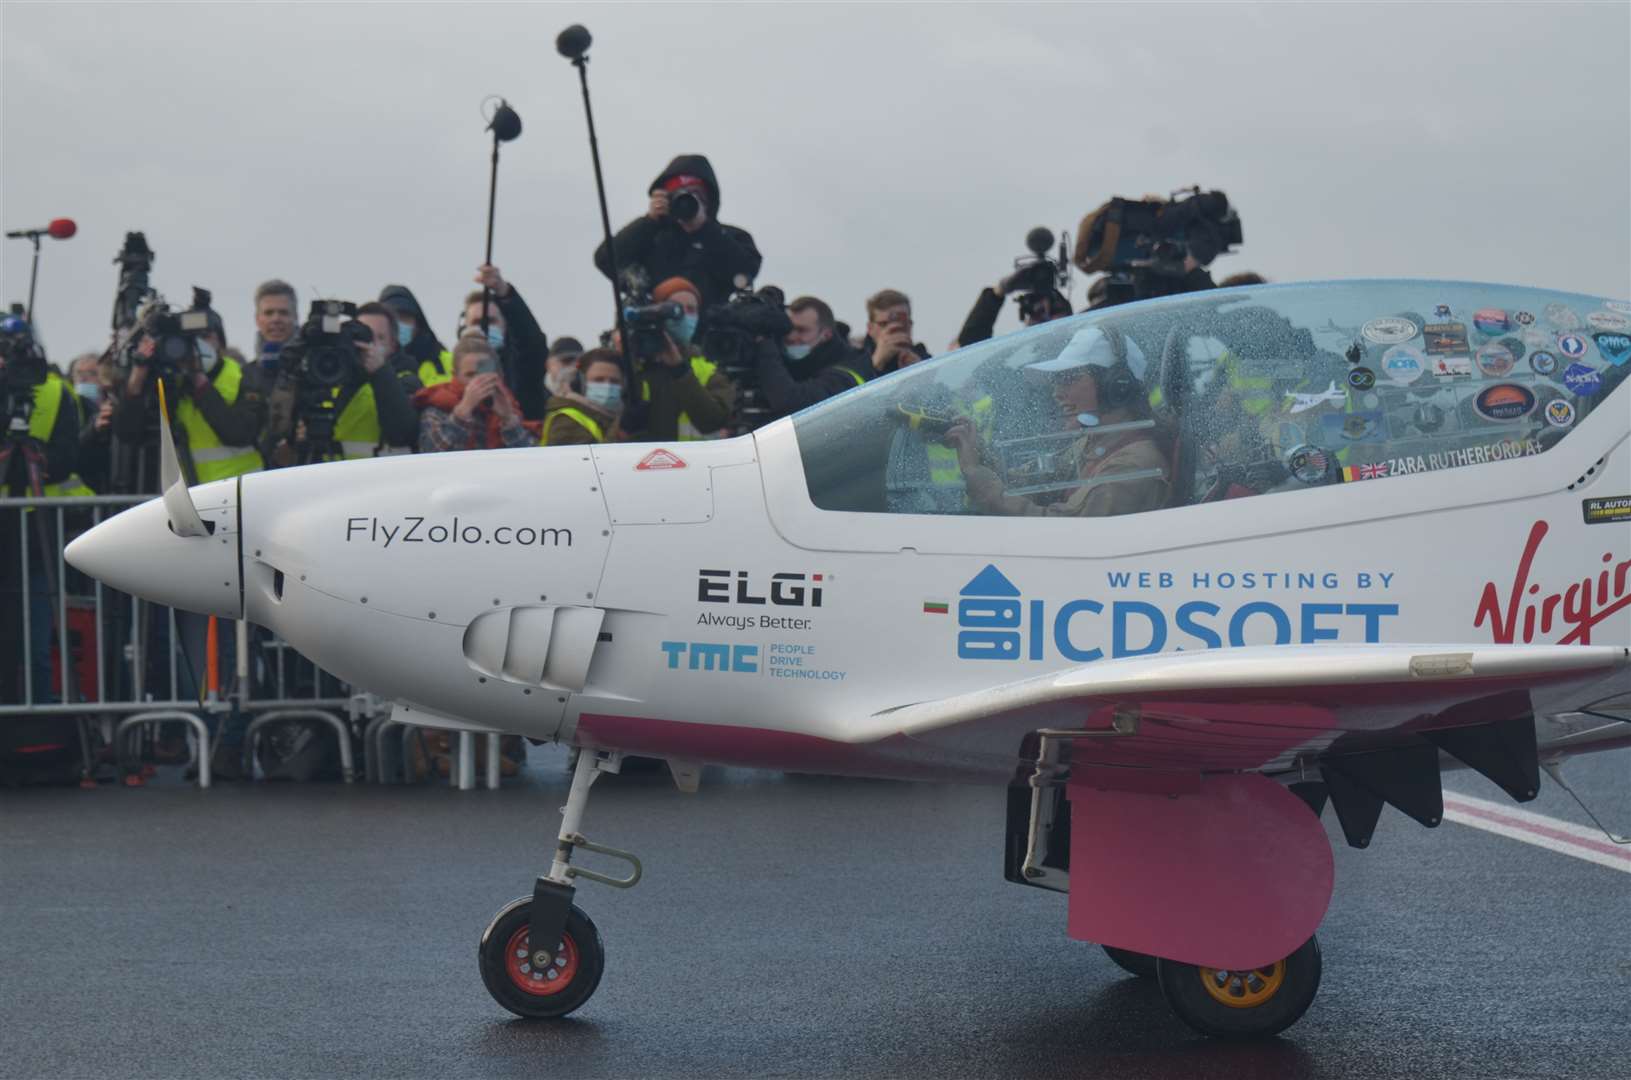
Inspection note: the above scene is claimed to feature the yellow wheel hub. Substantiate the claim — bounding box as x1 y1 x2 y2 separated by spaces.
1198 960 1286 1008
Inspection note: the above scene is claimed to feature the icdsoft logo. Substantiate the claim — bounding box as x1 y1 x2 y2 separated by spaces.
954 564 1400 663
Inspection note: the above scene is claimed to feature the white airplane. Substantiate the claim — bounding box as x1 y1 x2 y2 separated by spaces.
68 279 1631 1039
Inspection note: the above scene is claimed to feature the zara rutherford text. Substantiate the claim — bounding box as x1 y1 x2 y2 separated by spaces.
344 516 572 549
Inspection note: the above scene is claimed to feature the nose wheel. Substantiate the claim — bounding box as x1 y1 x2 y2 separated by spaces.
478 746 641 1020
479 897 605 1018
1155 935 1322 1039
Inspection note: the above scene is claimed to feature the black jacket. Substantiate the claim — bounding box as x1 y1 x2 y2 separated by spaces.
593 154 763 310
489 285 549 421
956 287 1006 349
378 285 446 369
752 335 869 421
3 376 79 496
858 335 932 377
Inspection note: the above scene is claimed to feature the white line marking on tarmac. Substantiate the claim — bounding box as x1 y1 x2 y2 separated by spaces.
1442 792 1631 874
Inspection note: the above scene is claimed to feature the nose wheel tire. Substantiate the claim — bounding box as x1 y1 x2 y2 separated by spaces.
1102 945 1158 979
1155 935 1321 1039
479 896 605 1019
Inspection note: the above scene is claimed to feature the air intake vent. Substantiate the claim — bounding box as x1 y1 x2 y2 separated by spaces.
462 605 606 690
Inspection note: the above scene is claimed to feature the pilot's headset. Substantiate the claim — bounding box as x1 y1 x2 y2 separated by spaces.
1093 325 1144 410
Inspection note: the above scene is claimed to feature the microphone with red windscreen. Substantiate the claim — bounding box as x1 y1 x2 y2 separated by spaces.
6 218 77 240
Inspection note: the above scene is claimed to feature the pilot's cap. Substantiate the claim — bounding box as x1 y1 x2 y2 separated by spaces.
1028 326 1147 381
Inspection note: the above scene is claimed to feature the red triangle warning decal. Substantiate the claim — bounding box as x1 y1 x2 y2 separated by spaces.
635 448 687 471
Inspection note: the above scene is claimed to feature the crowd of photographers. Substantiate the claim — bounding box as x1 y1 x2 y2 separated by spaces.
0 151 1252 779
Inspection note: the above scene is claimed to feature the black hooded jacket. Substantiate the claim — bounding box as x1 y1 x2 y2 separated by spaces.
593 154 763 309
378 285 446 368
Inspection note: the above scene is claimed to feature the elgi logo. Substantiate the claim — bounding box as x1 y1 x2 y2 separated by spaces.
698 570 825 607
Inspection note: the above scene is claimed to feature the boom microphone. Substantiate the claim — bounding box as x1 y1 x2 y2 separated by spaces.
5 218 77 240
556 24 591 59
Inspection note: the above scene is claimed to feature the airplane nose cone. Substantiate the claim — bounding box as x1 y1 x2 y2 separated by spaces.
65 479 243 620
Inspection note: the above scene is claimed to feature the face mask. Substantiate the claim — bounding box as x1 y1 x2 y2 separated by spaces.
75 382 101 404
396 322 415 348
544 369 568 396
784 343 814 361
667 314 698 347
585 381 623 410
196 339 219 372
484 325 506 350
1075 413 1100 428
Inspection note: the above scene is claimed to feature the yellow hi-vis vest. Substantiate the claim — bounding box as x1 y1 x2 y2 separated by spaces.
923 395 994 489
541 407 605 446
176 358 264 483
418 350 454 388
334 383 383 460
640 355 720 440
27 374 95 497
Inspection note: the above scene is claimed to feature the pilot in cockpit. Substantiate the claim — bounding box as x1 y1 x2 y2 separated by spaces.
942 326 1170 518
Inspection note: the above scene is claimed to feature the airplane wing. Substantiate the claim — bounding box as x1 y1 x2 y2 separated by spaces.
859 643 1629 971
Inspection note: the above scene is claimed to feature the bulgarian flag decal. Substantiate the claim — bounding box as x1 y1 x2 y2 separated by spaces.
923 599 949 615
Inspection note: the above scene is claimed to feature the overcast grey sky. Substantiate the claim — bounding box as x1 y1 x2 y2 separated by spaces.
3 1 1628 362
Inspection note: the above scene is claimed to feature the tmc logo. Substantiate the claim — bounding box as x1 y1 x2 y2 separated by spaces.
661 641 760 673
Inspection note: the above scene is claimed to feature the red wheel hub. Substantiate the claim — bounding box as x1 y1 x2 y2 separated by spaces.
503 925 579 996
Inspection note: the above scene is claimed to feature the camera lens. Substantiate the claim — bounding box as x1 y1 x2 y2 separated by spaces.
307 346 350 387
161 335 192 364
670 191 701 223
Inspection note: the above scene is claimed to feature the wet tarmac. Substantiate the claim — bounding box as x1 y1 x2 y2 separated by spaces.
3 746 1628 1079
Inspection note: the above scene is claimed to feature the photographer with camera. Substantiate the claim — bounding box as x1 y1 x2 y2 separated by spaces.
954 228 1074 349
262 301 416 466
540 347 625 447
619 276 737 441
0 316 85 704
861 289 932 376
414 333 533 452
68 351 116 494
746 295 868 422
593 155 762 310
112 290 266 491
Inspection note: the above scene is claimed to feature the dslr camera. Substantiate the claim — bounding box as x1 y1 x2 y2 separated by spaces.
1074 187 1242 305
702 283 790 431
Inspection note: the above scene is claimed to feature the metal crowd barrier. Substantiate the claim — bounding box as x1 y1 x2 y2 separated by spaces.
0 494 505 790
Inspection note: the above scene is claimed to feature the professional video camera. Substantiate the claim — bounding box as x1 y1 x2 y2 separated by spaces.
110 231 155 334
124 288 216 393
1073 187 1242 306
1002 226 1072 321
278 300 372 453
0 314 48 438
702 282 790 431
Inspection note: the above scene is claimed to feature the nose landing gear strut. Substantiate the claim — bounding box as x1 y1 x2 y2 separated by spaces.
478 747 642 1019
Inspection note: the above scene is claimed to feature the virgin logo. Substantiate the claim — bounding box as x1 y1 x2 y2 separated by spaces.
1474 521 1631 645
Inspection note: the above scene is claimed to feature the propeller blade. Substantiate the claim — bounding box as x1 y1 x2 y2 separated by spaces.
157 379 211 538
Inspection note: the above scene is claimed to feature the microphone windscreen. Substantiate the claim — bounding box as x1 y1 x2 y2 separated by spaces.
556 24 591 58
48 218 77 240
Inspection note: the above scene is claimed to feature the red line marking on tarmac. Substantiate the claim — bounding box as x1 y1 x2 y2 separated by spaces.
1442 793 1631 871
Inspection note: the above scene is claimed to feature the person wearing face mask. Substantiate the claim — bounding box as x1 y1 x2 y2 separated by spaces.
540 347 627 446
461 263 551 422
624 275 736 442
68 352 116 494
259 302 418 466
543 337 585 400
378 283 453 388
593 154 762 311
114 298 266 492
749 295 869 422
945 326 1169 519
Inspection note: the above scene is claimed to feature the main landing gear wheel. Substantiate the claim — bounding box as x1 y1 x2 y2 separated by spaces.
1156 935 1322 1039
1102 945 1158 979
479 896 605 1019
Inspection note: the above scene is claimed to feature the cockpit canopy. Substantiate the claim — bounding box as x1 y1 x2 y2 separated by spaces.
791 280 1629 517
